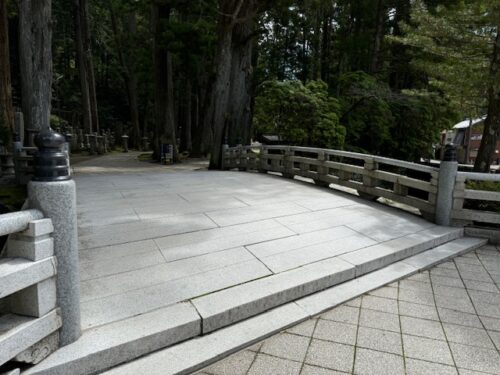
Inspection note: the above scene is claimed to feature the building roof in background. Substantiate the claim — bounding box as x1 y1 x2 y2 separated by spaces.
453 116 486 129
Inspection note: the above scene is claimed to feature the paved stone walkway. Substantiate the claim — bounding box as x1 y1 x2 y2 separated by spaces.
196 244 500 375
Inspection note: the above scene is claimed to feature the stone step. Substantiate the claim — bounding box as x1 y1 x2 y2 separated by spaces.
24 231 478 375
0 257 57 299
0 310 61 367
22 303 200 375
191 226 463 334
101 236 488 375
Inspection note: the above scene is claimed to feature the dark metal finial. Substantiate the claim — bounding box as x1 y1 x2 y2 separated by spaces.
442 144 457 162
33 128 71 181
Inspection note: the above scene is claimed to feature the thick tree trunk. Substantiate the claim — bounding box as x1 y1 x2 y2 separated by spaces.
74 0 92 133
19 0 52 131
227 16 255 146
474 32 500 172
0 0 14 144
109 4 141 148
182 79 193 152
208 0 257 169
370 0 385 74
151 3 177 161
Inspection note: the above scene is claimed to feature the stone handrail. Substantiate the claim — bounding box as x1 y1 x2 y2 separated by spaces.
0 209 44 237
0 212 61 367
223 144 439 218
452 171 500 225
223 144 500 228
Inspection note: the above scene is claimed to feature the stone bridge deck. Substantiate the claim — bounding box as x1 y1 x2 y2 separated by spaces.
26 152 487 375
74 153 442 331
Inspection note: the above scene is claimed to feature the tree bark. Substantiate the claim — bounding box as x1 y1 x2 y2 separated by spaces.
474 31 500 172
109 3 141 148
19 0 52 131
0 0 14 144
151 2 177 161
370 0 385 74
182 79 193 152
74 0 92 133
208 0 257 169
227 15 255 146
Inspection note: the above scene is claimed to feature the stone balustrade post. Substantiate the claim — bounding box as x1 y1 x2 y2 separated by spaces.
435 144 458 226
28 128 81 346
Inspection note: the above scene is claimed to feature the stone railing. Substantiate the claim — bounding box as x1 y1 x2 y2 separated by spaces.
0 210 61 367
0 129 81 371
452 172 500 225
222 144 500 228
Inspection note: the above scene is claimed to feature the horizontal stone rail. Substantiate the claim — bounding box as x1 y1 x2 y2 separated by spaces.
452 172 500 225
223 145 438 218
0 212 61 367
0 209 44 237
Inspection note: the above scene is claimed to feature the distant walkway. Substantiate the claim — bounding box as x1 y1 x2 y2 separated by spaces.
197 243 500 375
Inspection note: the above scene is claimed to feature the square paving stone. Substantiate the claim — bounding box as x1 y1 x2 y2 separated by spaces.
353 348 404 375
359 308 400 333
287 319 317 337
443 323 495 349
248 353 302 375
435 261 457 270
321 305 359 325
204 350 256 375
261 333 311 362
345 298 361 307
459 270 493 283
398 288 435 306
401 316 446 340
473 301 500 319
356 326 402 355
480 315 500 332
402 334 454 365
361 295 398 314
433 284 469 299
305 339 354 373
368 286 398 300
434 294 475 314
399 279 433 294
431 275 464 288
405 358 458 375
406 272 430 283
430 267 461 278
399 300 439 321
313 320 357 345
463 279 500 294
300 364 346 375
438 308 483 328
489 330 500 350
449 342 500 374
468 289 500 306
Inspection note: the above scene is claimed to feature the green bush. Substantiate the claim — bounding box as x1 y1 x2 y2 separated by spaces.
253 80 346 149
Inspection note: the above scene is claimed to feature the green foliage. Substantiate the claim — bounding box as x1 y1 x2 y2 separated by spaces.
253 80 346 149
389 0 499 117
338 71 456 160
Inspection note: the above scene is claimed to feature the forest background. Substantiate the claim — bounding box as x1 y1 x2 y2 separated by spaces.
0 0 498 171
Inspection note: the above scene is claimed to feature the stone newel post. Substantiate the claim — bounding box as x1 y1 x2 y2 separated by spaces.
28 128 81 346
435 144 458 226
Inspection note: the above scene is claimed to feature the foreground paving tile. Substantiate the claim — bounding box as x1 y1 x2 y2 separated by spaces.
405 358 458 375
260 333 310 362
402 334 454 365
247 354 301 375
304 339 354 373
361 295 398 314
353 348 404 375
449 342 500 374
300 364 346 375
442 323 495 349
320 305 359 325
203 350 255 375
312 320 357 345
356 326 402 355
286 319 317 337
399 300 439 321
400 316 446 340
438 308 483 328
359 308 400 333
